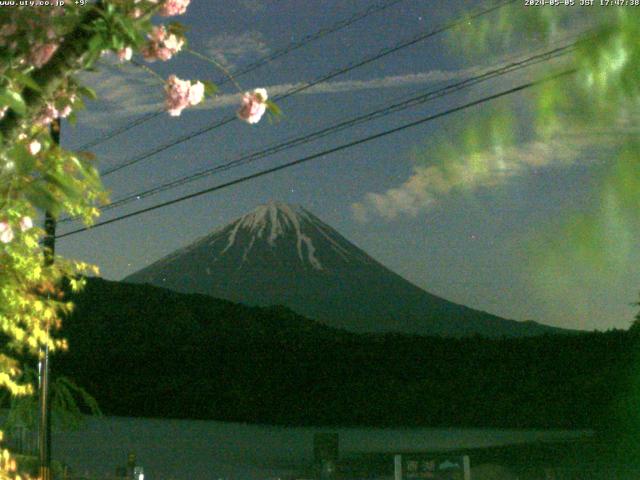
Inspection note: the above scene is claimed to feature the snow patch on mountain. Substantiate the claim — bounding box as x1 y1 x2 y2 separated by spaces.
223 202 323 270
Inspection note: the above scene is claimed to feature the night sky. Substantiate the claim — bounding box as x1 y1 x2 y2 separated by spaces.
57 0 640 332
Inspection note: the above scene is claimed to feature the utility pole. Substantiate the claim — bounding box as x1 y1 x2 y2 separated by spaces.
38 118 59 480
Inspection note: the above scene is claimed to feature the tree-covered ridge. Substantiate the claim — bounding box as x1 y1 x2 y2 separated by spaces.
58 278 639 431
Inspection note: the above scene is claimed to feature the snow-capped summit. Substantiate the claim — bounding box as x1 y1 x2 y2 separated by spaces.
223 201 337 270
149 201 372 274
125 202 563 337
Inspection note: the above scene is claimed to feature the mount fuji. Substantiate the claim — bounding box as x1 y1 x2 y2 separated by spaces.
124 202 564 337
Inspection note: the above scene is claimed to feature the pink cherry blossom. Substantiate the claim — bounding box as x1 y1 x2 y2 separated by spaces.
237 88 268 124
149 24 166 43
159 0 191 16
0 221 13 244
34 103 58 127
142 26 183 62
58 94 76 118
19 217 33 232
59 105 72 118
158 47 175 61
117 47 132 62
164 75 204 116
163 34 183 52
28 140 41 155
30 43 58 68
164 75 191 116
188 81 204 106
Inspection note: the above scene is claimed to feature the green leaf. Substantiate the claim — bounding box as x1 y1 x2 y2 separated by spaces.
88 34 104 57
168 22 189 35
203 80 217 97
266 100 282 117
24 183 60 215
44 172 83 202
73 97 86 112
77 85 97 101
110 34 124 51
120 18 138 43
0 89 26 115
67 110 78 127
11 72 41 92
12 145 36 175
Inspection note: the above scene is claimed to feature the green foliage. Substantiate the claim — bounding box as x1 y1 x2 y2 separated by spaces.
0 91 26 116
451 7 639 145
0 368 101 432
441 6 640 308
427 106 518 189
0 2 229 477
12 455 66 480
0 6 211 477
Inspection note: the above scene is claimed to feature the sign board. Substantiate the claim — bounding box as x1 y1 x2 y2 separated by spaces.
394 454 470 480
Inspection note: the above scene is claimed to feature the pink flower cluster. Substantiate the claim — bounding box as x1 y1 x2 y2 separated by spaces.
137 0 190 17
158 0 191 16
0 217 33 244
117 47 133 62
237 88 268 124
29 43 58 68
141 25 183 62
34 94 76 127
164 75 204 116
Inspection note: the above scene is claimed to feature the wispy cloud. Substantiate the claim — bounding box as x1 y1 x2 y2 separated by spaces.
202 31 270 71
210 65 491 103
350 126 635 223
75 59 164 132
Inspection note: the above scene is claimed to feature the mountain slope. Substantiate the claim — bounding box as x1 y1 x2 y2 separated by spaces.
125 202 565 337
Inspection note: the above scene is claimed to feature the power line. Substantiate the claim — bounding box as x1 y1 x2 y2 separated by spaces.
99 0 517 178
57 69 575 240
71 0 408 153
75 111 164 152
59 42 570 224
213 0 408 87
68 43 572 219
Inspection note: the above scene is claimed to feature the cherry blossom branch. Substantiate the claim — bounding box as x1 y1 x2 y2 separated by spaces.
130 59 166 85
0 5 103 141
184 47 243 93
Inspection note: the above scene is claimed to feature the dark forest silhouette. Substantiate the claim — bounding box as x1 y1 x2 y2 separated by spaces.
53 278 640 433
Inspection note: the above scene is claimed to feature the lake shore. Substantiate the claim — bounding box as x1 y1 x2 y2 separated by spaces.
49 415 594 479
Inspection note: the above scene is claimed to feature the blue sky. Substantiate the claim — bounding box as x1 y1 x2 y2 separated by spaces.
56 0 640 331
